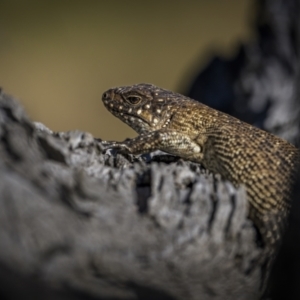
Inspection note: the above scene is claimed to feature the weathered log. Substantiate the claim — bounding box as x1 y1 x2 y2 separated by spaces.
0 91 264 299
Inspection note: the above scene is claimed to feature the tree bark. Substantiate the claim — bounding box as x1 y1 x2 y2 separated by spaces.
0 91 263 300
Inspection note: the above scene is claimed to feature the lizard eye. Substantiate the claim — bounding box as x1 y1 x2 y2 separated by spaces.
125 95 142 105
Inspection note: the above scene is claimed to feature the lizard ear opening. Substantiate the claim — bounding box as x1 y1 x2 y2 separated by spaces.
125 95 142 105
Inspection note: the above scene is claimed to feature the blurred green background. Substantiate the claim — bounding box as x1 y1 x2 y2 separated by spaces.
0 0 254 140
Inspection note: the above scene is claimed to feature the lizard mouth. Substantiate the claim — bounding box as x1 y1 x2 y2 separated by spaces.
107 104 173 130
111 109 152 127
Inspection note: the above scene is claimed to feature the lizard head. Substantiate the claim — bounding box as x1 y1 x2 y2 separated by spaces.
102 83 179 134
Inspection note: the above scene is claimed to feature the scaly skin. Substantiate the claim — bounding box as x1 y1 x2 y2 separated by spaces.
101 83 299 248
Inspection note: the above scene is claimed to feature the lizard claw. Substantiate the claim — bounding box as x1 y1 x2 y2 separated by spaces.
96 140 118 153
108 143 131 154
97 140 131 154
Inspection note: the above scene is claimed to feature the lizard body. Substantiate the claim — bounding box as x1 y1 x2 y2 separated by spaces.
102 83 299 247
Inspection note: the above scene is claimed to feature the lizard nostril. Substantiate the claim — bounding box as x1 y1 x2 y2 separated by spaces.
102 92 110 101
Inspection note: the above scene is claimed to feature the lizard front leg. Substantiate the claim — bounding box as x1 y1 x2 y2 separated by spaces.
101 129 206 162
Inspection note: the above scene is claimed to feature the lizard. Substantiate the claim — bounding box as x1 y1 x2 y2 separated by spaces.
101 83 300 248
